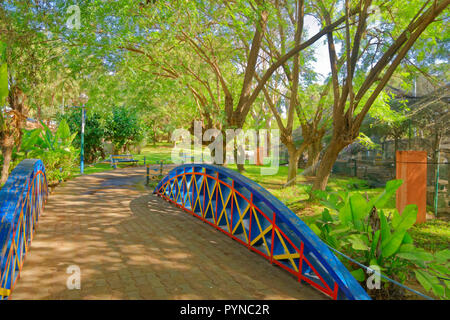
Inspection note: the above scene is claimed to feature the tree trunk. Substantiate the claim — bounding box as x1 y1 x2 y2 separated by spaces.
221 133 227 165
432 132 441 163
0 86 27 185
0 144 13 186
312 139 344 191
234 144 245 172
286 146 301 187
265 119 271 156
304 140 321 176
229 114 245 172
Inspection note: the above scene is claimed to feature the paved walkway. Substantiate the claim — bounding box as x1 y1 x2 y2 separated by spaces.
12 166 324 300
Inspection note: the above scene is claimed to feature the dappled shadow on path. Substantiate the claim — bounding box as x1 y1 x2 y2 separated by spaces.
11 166 324 300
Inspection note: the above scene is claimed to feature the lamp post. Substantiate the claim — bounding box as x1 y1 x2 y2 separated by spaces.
79 93 89 174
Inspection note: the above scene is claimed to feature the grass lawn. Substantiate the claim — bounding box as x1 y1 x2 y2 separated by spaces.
71 143 449 254
226 163 449 254
69 142 175 176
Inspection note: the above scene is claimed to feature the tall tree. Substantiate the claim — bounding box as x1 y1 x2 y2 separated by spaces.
312 0 449 191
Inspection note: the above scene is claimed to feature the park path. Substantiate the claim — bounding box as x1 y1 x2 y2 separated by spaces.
11 166 324 300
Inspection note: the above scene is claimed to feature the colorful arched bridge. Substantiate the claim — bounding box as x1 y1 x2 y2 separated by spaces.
0 159 370 300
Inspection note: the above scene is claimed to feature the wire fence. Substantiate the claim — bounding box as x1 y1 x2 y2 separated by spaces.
277 140 449 216
332 157 449 216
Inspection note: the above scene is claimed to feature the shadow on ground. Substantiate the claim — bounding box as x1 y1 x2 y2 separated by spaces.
11 166 325 300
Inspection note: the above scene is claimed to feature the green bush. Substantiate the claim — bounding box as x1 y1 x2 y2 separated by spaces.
59 109 106 163
16 119 79 185
310 180 450 300
105 106 144 154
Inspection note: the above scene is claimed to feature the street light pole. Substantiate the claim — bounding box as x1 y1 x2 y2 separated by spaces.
80 105 86 174
78 93 89 175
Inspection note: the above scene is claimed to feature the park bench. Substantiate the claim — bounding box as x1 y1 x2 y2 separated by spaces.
180 151 195 163
110 154 139 169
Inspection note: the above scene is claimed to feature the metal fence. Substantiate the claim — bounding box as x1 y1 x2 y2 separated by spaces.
0 159 48 299
332 158 449 216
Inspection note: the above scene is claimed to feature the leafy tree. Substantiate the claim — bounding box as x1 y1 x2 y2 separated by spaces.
105 106 144 154
0 1 83 183
60 109 106 163
312 0 449 191
107 1 356 171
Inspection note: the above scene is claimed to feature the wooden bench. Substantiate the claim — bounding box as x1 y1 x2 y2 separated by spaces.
110 154 139 169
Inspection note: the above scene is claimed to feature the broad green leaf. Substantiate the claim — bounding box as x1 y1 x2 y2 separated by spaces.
435 249 450 263
351 268 366 281
366 179 403 215
321 208 333 222
349 193 368 222
415 270 433 292
309 223 321 236
398 244 416 253
429 264 450 277
414 270 445 298
402 232 413 244
378 210 391 247
40 120 55 150
329 225 350 236
397 250 433 263
338 201 352 225
349 234 370 251
69 132 78 144
392 204 418 231
382 230 406 258
325 234 339 249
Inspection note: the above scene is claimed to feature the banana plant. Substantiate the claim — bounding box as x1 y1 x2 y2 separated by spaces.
38 119 77 152
18 119 79 184
310 180 450 299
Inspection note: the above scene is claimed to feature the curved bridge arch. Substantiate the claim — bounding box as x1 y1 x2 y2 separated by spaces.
0 159 48 299
154 164 370 300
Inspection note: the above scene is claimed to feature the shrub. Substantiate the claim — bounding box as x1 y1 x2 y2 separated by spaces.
59 109 106 163
17 119 78 185
310 180 450 300
105 106 144 154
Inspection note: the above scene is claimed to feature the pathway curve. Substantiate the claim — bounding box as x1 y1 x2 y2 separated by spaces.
11 166 324 300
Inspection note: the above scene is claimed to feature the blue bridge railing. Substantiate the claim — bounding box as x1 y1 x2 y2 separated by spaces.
0 159 48 299
154 164 371 300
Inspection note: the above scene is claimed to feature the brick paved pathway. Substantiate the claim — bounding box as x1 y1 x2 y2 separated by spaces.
11 166 324 300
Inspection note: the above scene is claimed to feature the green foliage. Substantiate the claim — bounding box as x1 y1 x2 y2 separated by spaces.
356 132 381 151
0 41 7 106
311 180 449 299
105 106 144 153
17 120 78 184
60 109 106 163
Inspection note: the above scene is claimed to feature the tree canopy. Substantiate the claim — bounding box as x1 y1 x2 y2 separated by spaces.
0 0 448 188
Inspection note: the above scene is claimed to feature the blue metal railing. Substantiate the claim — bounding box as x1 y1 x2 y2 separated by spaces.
0 159 48 299
154 164 371 300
